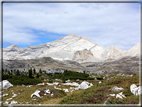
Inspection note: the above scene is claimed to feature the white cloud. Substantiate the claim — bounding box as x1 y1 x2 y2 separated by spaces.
3 3 140 50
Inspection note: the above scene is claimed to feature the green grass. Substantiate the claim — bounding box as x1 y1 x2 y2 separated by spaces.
3 84 67 104
106 95 139 104
2 71 140 104
59 74 140 104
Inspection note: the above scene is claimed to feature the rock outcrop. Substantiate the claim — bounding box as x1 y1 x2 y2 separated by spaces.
73 49 94 61
130 84 142 95
0 80 13 89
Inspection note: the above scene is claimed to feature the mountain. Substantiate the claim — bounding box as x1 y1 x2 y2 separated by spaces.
125 42 140 57
3 34 140 62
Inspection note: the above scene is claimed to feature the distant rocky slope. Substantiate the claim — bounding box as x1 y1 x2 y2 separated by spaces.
3 34 140 62
2 56 140 74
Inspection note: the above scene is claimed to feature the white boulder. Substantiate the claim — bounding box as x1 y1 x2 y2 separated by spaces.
70 87 74 89
47 82 59 85
44 89 50 94
37 83 45 85
3 93 8 97
79 81 89 89
63 82 79 87
12 92 17 98
76 79 80 81
10 101 18 104
75 87 80 90
0 80 13 89
116 92 126 99
53 82 59 85
26 85 32 87
99 81 102 84
51 93 54 97
6 98 13 101
54 86 62 90
79 81 93 89
4 101 9 104
31 90 41 98
22 84 25 86
66 79 70 82
130 84 142 95
109 94 115 96
47 83 54 85
63 89 69 92
137 86 142 95
112 86 123 91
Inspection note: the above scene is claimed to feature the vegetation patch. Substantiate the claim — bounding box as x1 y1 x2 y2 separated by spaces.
59 74 140 104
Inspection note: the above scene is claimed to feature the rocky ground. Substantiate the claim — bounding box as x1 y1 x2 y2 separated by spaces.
2 56 140 75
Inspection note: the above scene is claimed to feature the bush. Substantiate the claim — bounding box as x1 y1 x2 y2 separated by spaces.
96 77 103 80
3 74 42 85
2 75 12 80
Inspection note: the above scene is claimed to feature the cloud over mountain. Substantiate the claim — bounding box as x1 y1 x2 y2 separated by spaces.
3 3 139 50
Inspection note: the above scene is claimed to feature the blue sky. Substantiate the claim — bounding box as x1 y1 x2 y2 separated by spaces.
3 2 140 50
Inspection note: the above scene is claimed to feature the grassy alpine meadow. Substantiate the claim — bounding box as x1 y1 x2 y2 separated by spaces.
59 74 140 104
2 68 140 105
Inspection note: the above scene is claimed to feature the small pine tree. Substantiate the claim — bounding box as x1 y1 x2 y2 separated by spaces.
11 70 13 75
8 70 11 75
83 71 86 74
36 73 39 78
29 68 33 78
39 69 42 73
33 68 36 74
16 70 20 76
62 73 65 83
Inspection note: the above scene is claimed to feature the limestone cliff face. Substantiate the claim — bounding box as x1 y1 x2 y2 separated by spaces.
73 49 94 61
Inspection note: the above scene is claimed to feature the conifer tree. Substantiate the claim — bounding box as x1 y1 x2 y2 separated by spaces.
11 70 13 75
36 73 39 78
16 70 20 76
29 68 33 78
39 69 42 73
33 68 36 74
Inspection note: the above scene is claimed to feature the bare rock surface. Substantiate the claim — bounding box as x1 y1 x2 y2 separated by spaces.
3 34 140 62
130 84 142 95
0 80 13 89
112 86 123 92
2 34 140 74
116 92 126 99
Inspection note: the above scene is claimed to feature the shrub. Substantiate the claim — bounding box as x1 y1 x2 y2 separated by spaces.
96 77 103 80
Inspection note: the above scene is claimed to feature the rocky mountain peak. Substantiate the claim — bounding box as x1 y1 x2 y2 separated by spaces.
3 44 20 53
2 34 140 62
67 34 81 38
126 42 140 57
7 44 20 49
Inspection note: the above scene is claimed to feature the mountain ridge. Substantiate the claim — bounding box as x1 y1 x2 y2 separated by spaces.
3 34 140 62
